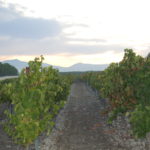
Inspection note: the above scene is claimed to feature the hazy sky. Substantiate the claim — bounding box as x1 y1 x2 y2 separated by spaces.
0 0 150 66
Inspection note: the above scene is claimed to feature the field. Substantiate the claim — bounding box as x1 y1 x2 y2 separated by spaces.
0 49 150 150
0 76 18 81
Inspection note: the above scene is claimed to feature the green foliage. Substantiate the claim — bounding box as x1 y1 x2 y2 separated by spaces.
4 56 70 146
130 105 150 138
101 49 150 111
81 71 103 91
0 62 18 76
60 72 83 83
82 49 150 138
107 106 127 124
0 79 17 104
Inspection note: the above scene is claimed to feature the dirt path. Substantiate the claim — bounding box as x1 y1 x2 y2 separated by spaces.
41 82 117 150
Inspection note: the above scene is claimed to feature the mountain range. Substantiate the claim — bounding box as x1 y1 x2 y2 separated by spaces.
2 59 109 72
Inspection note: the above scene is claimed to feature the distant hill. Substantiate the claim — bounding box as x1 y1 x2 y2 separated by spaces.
3 59 50 72
3 59 28 72
58 63 108 72
2 59 108 72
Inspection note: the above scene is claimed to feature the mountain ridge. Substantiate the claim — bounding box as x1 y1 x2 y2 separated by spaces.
2 59 109 72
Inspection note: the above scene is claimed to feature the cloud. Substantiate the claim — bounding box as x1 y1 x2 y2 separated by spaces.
0 2 62 39
0 1 129 58
65 43 126 54
0 18 62 39
0 36 127 55
63 23 89 28
0 3 20 21
64 37 107 43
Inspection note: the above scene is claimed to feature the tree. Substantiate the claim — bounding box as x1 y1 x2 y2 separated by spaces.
0 63 18 76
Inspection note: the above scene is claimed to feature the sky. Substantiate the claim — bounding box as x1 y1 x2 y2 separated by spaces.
0 0 150 66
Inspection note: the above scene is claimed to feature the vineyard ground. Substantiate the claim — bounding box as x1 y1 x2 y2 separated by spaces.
40 82 148 150
40 81 115 150
0 82 149 150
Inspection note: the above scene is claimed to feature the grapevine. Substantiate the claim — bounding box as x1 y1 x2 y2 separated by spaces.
82 49 150 138
4 56 70 148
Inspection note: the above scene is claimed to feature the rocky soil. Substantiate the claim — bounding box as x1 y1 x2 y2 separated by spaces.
0 82 149 150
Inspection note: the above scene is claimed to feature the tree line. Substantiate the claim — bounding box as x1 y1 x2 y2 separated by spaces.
0 62 18 76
